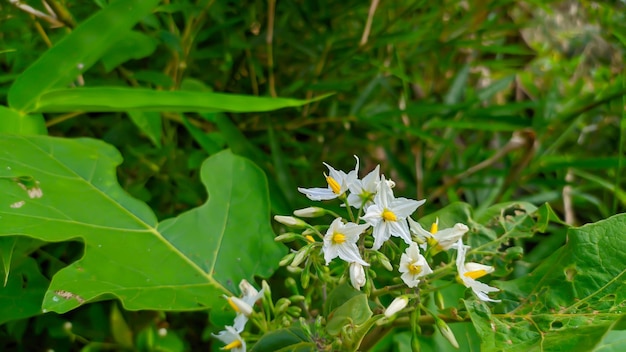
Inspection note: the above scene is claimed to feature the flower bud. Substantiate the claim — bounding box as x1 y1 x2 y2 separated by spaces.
286 306 302 317
435 290 445 310
289 295 305 303
349 262 366 290
384 296 409 317
274 297 291 315
290 245 312 267
274 215 307 228
293 207 326 218
262 280 272 303
286 265 302 274
284 277 298 292
436 318 459 348
301 267 311 289
274 232 300 243
279 252 295 266
377 252 393 271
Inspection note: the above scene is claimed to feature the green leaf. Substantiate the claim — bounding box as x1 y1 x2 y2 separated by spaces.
250 327 316 352
8 0 161 113
466 214 626 352
101 31 158 72
0 106 47 135
326 293 373 336
0 135 284 313
32 88 329 113
127 111 162 147
0 257 49 324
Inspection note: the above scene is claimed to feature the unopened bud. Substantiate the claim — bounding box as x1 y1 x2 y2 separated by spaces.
377 252 393 271
290 245 312 267
349 262 366 290
274 215 307 228
293 207 326 218
279 252 295 266
274 232 300 242
262 280 272 303
384 296 409 317
301 268 311 289
289 295 305 303
284 277 298 291
435 290 445 310
436 318 459 349
274 298 291 315
286 265 302 274
286 306 302 317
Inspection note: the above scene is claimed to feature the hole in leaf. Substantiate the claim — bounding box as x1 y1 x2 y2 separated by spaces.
564 266 577 282
551 321 563 329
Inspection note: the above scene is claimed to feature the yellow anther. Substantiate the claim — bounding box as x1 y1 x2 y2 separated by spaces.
382 209 397 222
222 339 242 350
227 298 240 313
326 175 341 194
430 218 439 234
332 232 346 244
464 269 488 280
409 262 422 275
305 235 315 243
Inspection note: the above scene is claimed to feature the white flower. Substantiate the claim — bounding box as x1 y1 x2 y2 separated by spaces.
213 325 246 351
398 242 433 288
408 217 469 251
455 239 500 302
322 218 370 266
384 296 409 317
349 262 366 290
298 157 358 201
361 175 426 250
225 280 265 329
347 163 380 209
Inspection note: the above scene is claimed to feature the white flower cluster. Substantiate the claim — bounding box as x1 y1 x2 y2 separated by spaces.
213 280 264 352
294 156 500 302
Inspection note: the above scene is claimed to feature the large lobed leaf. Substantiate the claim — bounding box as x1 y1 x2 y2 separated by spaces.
0 135 284 316
466 214 626 352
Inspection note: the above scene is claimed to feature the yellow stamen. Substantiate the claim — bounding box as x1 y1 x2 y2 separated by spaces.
430 218 439 234
326 175 341 194
382 209 397 222
222 339 242 350
408 262 422 275
332 232 346 244
227 298 240 313
305 235 315 243
464 270 488 280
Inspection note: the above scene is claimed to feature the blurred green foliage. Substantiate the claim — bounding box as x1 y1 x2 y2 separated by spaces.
1 0 625 350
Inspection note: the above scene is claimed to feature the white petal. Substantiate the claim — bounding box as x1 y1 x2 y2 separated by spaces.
297 187 337 201
350 262 366 290
391 197 425 218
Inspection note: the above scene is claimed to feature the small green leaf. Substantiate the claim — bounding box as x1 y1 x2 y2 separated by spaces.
326 294 373 336
127 111 162 147
250 327 316 352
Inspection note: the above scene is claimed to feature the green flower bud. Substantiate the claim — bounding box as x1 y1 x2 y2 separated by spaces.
290 245 312 267
274 297 291 315
279 252 296 266
436 318 459 349
293 207 326 218
274 232 301 243
274 215 308 228
377 252 393 271
286 306 302 317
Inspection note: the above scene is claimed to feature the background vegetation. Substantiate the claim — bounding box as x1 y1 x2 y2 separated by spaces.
1 0 625 350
